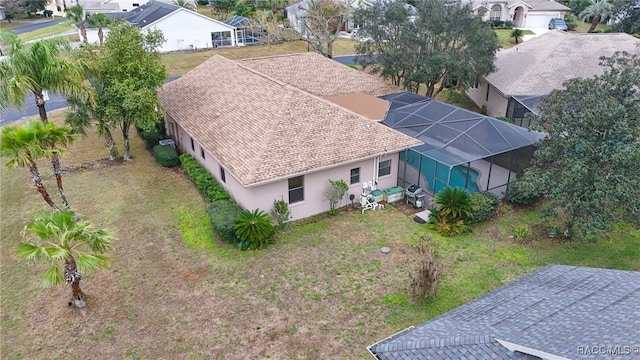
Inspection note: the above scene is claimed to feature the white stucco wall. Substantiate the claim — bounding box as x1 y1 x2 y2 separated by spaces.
147 9 236 52
167 116 402 221
465 80 509 118
84 9 236 52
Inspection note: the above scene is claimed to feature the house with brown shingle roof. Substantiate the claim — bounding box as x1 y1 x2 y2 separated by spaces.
466 31 640 127
159 53 420 220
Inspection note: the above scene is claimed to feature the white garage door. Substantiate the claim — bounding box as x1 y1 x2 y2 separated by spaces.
526 13 556 28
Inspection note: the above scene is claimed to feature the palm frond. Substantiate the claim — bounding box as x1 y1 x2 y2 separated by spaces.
41 265 64 287
15 242 50 261
76 253 112 273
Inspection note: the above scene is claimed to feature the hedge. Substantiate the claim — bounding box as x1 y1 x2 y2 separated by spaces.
207 200 244 243
153 145 179 167
469 191 499 223
504 176 543 205
142 129 161 149
179 154 230 202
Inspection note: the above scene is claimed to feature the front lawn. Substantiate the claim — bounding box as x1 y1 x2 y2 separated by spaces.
570 20 612 33
495 29 535 49
17 20 74 41
1 111 638 359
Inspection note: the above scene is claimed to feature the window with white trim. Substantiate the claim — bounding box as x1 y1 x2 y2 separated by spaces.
378 160 391 177
350 168 360 185
288 176 304 204
490 5 501 21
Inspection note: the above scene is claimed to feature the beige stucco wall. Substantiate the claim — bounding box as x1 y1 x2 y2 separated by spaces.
466 80 509 118
166 115 402 221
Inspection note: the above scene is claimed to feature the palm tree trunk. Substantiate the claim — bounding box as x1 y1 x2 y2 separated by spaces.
104 130 119 160
589 16 599 31
64 257 85 308
35 92 48 123
29 163 60 211
80 24 88 43
98 27 104 46
51 153 70 209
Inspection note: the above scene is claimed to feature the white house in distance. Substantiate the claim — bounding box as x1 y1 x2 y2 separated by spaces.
83 0 237 52
469 0 569 27
159 53 421 221
466 31 640 126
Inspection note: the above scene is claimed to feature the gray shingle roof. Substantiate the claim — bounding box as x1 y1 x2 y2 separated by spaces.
486 31 640 96
369 265 640 359
102 0 179 28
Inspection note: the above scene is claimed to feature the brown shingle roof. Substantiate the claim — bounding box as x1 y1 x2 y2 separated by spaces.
239 52 400 96
159 55 420 186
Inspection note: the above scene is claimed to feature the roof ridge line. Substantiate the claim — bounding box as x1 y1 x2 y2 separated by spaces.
375 334 497 353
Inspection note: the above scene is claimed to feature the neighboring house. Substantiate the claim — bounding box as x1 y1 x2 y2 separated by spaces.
466 31 640 126
470 0 569 27
0 6 6 21
77 0 195 14
158 53 420 221
84 0 237 52
286 0 373 34
369 265 640 359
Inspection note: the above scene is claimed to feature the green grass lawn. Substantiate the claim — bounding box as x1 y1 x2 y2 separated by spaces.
1 112 638 359
570 20 612 33
17 20 75 41
495 29 535 49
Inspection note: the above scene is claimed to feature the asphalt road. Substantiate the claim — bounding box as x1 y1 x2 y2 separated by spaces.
11 18 68 35
0 55 362 125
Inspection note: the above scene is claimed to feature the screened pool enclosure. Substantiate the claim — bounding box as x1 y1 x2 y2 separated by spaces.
380 92 545 198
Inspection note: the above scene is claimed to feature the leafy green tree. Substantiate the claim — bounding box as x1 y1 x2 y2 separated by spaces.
433 187 473 221
297 0 351 58
173 0 196 10
355 0 499 97
325 179 349 215
86 12 111 46
24 0 48 14
611 0 640 34
569 0 592 16
16 210 114 308
210 0 237 20
531 52 640 238
0 31 89 123
97 22 167 161
66 76 120 160
234 1 255 17
66 5 88 43
234 209 274 250
0 0 27 23
579 0 613 31
510 28 524 44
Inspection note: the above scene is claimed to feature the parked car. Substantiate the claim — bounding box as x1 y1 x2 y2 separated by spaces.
548 18 568 31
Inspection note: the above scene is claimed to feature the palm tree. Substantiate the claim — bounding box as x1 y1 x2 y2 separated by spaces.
0 31 90 123
173 0 196 10
433 187 473 222
16 210 114 308
510 28 524 44
0 121 72 211
579 0 613 32
86 13 111 46
42 124 79 209
66 78 119 160
66 5 88 43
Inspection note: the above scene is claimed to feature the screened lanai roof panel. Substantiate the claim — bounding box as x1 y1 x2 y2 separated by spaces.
381 92 545 167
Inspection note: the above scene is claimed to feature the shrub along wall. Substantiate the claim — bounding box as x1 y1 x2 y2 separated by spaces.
179 154 230 202
207 201 244 243
153 145 179 167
